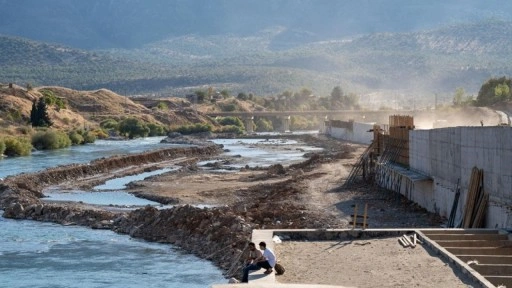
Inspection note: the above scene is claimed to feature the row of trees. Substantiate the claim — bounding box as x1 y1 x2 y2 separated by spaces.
452 77 512 107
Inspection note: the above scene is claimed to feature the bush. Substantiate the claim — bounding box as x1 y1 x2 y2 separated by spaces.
91 129 108 139
255 118 273 132
156 102 168 110
100 119 118 130
118 118 150 139
217 116 245 129
41 89 66 110
170 123 212 135
221 103 237 112
82 130 97 143
3 137 32 156
215 125 244 135
0 140 5 155
31 130 72 150
147 123 167 136
68 130 84 145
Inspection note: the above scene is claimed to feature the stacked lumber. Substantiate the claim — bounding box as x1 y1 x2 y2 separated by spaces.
462 167 489 228
398 233 421 248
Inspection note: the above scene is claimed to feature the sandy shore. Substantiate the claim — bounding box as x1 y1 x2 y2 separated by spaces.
275 238 479 288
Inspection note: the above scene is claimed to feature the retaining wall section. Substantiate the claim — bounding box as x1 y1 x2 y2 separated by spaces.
408 126 512 228
328 122 374 144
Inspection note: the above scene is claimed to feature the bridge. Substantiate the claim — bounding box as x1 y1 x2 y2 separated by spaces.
205 110 418 133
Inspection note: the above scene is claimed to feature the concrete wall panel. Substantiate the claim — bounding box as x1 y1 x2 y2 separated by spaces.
407 127 512 229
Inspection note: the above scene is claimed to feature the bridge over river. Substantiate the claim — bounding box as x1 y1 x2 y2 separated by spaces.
205 110 422 132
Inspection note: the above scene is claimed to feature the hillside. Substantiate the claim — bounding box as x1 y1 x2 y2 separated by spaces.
0 84 216 137
2 20 512 101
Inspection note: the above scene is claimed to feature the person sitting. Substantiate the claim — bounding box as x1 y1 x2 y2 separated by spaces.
256 241 276 274
241 242 262 283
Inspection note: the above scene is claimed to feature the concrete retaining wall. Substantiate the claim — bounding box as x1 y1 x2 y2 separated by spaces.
328 121 374 144
408 127 512 228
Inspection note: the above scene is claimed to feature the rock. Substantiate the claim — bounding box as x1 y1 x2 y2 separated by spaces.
4 202 25 218
228 277 240 283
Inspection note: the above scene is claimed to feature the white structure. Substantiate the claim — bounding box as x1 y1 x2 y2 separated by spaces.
327 120 375 144
406 126 512 228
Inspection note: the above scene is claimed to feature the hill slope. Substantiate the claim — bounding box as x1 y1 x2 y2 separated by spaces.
0 84 214 137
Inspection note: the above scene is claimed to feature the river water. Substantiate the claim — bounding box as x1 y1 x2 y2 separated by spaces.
0 135 320 287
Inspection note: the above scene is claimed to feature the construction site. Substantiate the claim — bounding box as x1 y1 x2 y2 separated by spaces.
317 115 512 287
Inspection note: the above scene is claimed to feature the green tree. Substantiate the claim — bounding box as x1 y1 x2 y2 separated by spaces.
254 118 273 132
217 116 245 129
30 98 53 127
453 87 465 106
476 77 512 106
118 118 150 139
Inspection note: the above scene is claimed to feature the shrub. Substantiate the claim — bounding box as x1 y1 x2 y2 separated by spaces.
31 130 72 150
221 103 236 112
215 125 244 135
170 123 212 135
255 118 273 132
147 123 167 136
41 89 66 110
100 119 118 130
217 116 245 129
118 118 150 139
68 131 84 145
0 140 5 155
82 130 97 143
156 102 168 110
3 137 32 156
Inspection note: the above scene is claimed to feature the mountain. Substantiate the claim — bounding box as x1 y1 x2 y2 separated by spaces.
1 0 512 50
2 1 512 101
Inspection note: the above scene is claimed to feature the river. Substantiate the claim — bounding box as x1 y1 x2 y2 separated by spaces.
0 135 320 287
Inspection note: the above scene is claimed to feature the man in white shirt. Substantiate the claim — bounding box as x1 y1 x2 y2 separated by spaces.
256 241 276 274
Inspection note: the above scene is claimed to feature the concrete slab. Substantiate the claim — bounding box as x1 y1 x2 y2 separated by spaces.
212 284 353 288
212 228 507 288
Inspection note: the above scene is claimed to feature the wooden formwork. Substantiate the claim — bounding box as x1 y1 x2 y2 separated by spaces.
386 115 414 167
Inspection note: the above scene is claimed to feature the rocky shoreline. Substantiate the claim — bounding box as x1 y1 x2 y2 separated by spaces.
0 136 353 281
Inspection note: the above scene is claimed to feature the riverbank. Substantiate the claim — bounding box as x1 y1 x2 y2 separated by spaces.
0 134 446 284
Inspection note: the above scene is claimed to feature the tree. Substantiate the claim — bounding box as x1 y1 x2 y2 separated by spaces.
30 98 53 127
476 77 512 106
453 87 465 106
330 86 343 102
237 92 248 101
118 118 150 139
195 90 206 103
330 86 344 109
